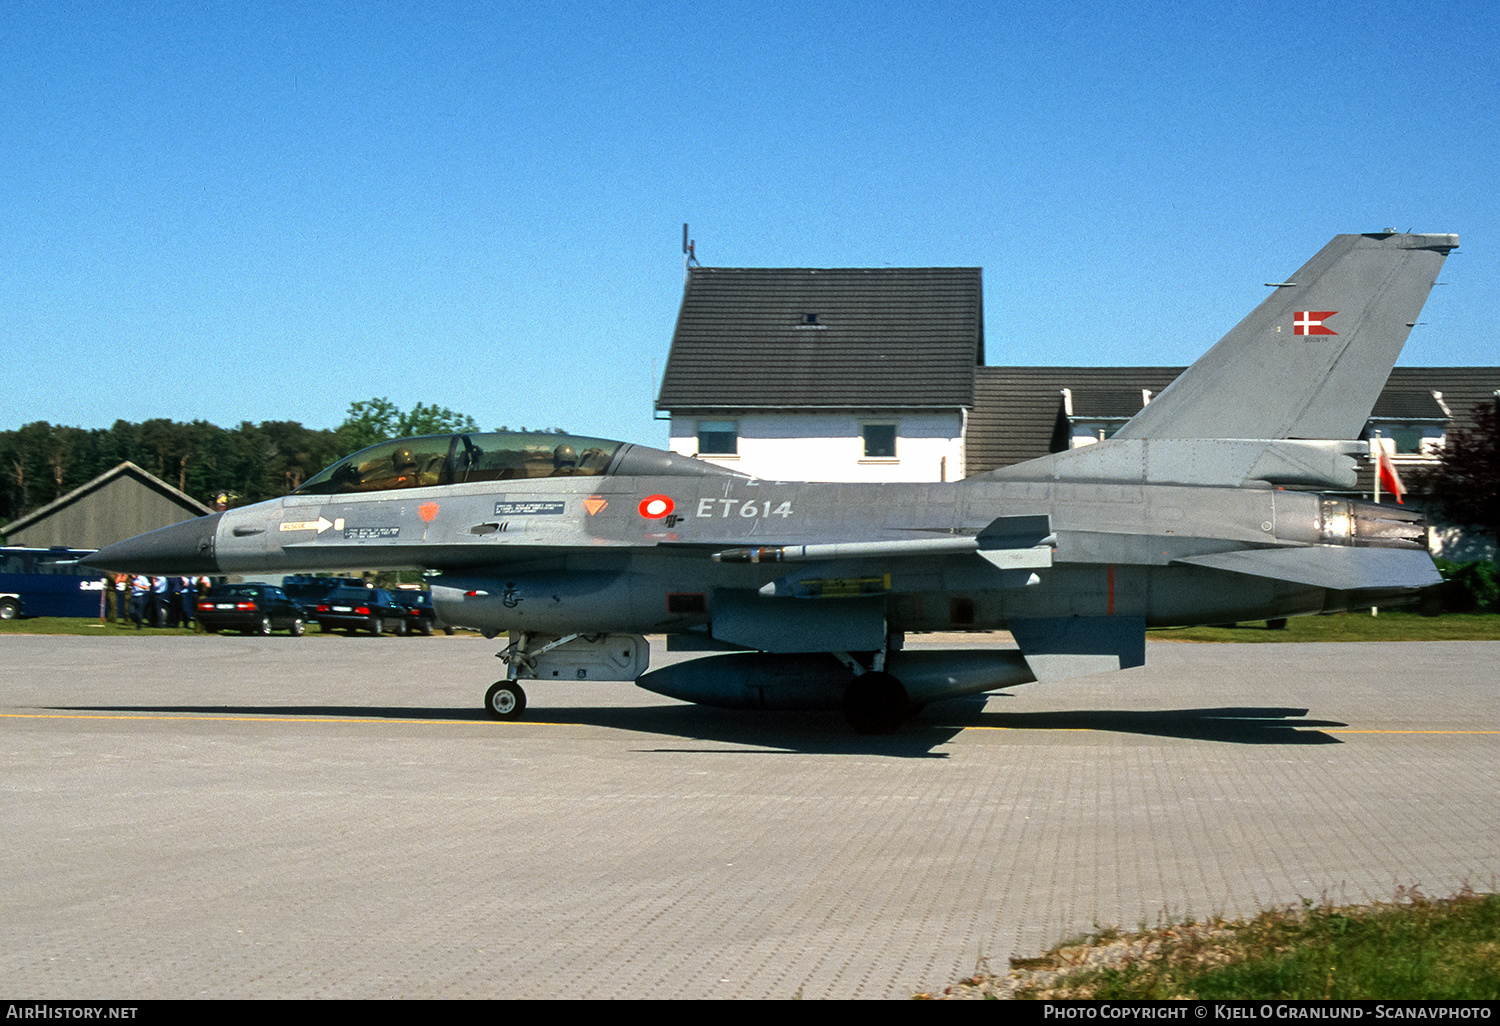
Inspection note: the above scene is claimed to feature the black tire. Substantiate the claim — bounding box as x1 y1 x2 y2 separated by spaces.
419 620 434 637
485 680 527 721
257 615 273 636
394 617 408 637
289 617 306 637
443 625 456 636
842 671 910 735
370 618 383 637
0 598 21 620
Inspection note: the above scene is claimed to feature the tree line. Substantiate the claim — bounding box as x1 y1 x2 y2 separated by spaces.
0 398 486 526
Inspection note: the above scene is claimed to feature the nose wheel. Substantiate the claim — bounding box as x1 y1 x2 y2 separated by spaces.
485 680 527 721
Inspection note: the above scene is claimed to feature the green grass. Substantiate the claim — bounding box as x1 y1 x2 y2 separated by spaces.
0 616 205 636
1153 611 1500 642
1007 890 1500 1000
0 616 468 638
5 612 1499 640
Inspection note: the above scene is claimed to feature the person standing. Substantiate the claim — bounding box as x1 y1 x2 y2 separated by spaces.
178 576 196 629
149 575 168 627
129 575 150 628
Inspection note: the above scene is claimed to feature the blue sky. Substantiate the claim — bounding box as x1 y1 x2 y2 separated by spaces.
3 1 1495 447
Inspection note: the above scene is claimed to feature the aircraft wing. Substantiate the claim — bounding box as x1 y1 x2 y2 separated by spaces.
1173 545 1442 592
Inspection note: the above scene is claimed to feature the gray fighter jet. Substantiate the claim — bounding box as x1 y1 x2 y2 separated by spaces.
88 232 1458 732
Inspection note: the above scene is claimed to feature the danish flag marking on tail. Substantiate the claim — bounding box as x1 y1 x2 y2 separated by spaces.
1294 310 1338 335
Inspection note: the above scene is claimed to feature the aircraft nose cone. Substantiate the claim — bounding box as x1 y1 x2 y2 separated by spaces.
84 513 223 574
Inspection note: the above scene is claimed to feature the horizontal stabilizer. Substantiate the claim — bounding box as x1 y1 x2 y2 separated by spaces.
1115 232 1457 442
1009 616 1145 681
1174 546 1441 591
976 513 1054 569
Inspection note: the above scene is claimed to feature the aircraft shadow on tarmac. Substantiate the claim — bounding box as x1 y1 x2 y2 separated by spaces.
959 699 1347 745
57 697 1346 753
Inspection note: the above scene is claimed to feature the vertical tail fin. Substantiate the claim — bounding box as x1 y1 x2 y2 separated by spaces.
1114 232 1458 442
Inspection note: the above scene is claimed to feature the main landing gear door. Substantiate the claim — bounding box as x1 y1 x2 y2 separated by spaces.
505 632 650 681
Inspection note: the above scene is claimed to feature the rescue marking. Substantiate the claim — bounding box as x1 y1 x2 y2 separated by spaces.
279 517 334 534
419 502 439 523
583 496 608 515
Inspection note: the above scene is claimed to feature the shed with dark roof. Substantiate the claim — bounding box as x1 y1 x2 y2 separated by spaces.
2 461 213 549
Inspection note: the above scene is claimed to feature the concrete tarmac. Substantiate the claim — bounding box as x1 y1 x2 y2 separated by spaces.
2 633 1497 999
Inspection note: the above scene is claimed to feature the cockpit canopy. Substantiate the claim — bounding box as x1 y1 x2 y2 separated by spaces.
293 431 740 496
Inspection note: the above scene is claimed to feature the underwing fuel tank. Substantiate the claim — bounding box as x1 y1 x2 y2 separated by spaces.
636 649 1038 710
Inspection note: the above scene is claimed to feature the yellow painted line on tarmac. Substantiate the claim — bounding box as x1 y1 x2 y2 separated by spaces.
6 711 1497 735
957 724 1093 732
0 711 526 726
1326 729 1500 735
950 724 1500 735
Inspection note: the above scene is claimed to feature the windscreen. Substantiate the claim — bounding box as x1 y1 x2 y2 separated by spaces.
294 433 624 495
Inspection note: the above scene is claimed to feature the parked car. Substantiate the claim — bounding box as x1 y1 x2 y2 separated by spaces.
0 546 103 619
281 575 355 608
312 586 409 635
197 584 308 635
389 590 440 636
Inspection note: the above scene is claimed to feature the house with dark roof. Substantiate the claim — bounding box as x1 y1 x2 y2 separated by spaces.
966 366 1500 479
655 267 984 481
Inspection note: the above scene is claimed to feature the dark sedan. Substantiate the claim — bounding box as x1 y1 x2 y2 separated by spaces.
313 586 409 636
197 584 308 636
389 590 441 636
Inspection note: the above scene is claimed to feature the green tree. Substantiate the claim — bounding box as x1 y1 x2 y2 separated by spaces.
400 401 479 438
0 401 483 521
334 397 479 456
1418 400 1499 548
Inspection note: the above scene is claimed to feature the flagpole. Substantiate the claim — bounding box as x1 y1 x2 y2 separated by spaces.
1370 431 1380 617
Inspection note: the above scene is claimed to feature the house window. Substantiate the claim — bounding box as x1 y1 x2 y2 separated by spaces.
697 420 738 455
862 423 897 459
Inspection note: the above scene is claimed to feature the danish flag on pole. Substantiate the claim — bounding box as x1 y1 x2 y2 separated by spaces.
1294 310 1338 335
1377 448 1406 504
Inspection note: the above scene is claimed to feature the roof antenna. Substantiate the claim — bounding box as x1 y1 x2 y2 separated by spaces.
683 223 699 281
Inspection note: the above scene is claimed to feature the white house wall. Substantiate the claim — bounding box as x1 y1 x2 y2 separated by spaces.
668 412 966 482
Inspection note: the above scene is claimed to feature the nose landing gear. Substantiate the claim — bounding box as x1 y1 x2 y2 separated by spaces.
484 680 527 721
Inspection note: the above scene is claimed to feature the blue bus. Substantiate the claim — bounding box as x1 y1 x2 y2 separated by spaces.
0 547 103 619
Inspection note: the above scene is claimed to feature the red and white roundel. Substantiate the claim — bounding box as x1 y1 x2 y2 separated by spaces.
638 494 674 519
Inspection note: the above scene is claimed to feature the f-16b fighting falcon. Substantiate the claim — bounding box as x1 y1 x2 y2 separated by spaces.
89 232 1458 732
